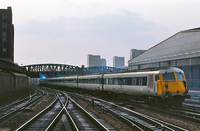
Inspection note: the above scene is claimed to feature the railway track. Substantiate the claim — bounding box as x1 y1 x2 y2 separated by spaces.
183 90 200 106
0 88 45 124
181 104 200 113
16 90 113 130
183 100 200 107
169 105 200 123
93 99 189 131
69 93 188 131
103 91 200 126
2 87 196 130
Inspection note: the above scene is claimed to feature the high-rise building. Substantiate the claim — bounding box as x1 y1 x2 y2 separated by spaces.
113 56 124 67
130 49 146 60
87 54 106 67
0 7 14 62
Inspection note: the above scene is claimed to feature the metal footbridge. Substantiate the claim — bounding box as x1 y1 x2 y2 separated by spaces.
22 64 127 78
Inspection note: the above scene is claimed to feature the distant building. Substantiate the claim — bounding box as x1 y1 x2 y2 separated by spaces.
100 58 106 67
87 54 106 67
130 49 146 60
0 7 14 62
113 56 125 67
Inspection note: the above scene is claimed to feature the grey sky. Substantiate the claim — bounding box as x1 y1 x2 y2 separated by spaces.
1 0 200 66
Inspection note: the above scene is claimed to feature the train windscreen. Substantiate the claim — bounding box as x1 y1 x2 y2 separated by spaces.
176 73 184 80
162 73 175 81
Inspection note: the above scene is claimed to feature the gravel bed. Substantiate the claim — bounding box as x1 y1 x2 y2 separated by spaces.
71 96 133 131
0 89 55 130
93 94 200 131
2 87 198 130
0 88 32 107
132 106 200 130
73 91 200 130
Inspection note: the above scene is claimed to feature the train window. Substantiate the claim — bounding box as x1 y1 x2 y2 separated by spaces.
162 73 175 81
113 78 122 85
56 79 62 82
123 77 132 85
108 78 114 84
103 78 107 84
142 77 147 86
80 79 83 83
98 78 101 84
94 79 98 84
113 79 117 85
129 77 147 86
176 73 184 80
138 77 147 86
65 79 77 83
105 77 147 86
90 78 97 84
79 79 88 83
132 78 138 85
88 79 91 83
138 78 143 85
92 78 100 84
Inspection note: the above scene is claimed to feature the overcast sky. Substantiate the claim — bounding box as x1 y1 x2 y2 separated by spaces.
1 0 200 67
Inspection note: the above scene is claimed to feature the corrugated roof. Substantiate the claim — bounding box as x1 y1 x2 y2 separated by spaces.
129 27 200 63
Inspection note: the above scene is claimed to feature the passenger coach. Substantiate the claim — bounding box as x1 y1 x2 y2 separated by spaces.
40 67 190 105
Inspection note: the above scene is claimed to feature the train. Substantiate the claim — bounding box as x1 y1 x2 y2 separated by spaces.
0 70 30 101
39 67 190 105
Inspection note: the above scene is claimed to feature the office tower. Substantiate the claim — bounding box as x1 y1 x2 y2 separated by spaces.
87 54 106 67
0 7 14 62
113 56 125 67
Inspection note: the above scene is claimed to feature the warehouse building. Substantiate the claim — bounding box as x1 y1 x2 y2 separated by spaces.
128 28 200 89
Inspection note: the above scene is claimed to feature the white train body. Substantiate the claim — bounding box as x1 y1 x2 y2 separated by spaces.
40 67 190 103
102 71 159 96
78 74 102 91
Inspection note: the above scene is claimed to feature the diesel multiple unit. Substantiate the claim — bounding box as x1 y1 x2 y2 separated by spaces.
40 67 190 105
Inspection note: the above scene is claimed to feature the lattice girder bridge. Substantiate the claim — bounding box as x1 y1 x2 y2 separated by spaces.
22 64 127 78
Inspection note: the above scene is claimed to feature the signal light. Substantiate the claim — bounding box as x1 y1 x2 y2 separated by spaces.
176 90 179 94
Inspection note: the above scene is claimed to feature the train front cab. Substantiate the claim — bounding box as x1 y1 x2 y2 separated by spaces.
156 68 190 105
